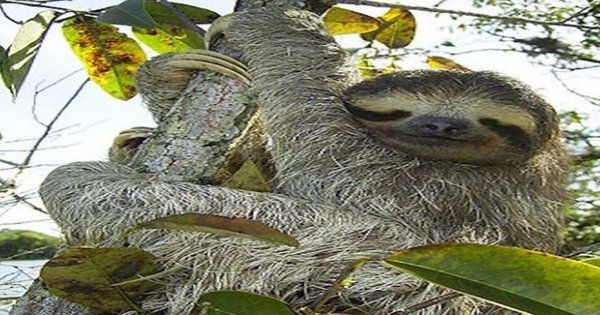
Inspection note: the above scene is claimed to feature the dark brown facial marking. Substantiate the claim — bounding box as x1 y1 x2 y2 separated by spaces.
344 103 411 122
479 118 533 152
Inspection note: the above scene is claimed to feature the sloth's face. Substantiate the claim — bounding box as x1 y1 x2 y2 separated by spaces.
343 71 557 165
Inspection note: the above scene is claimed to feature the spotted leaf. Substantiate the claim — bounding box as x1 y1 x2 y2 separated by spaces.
40 247 161 313
133 26 204 53
62 17 147 100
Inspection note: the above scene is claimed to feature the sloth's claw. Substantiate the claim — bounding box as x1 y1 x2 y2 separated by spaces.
109 127 155 164
204 14 235 49
165 49 250 85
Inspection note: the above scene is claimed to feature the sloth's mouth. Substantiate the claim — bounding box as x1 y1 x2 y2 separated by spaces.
395 132 482 145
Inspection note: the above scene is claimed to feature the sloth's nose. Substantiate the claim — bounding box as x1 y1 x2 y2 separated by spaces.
410 116 470 137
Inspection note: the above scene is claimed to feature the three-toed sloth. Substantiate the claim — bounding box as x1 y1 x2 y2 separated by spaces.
40 7 569 315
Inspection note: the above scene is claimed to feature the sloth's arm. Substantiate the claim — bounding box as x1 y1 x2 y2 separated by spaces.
216 9 363 166
39 161 341 244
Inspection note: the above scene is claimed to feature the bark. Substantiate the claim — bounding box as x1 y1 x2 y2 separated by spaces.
9 1 321 314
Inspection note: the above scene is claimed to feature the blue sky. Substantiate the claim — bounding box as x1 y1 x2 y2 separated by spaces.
0 0 598 236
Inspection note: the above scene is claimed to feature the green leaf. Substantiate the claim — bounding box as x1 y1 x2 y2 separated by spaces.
322 6 380 35
132 1 212 54
62 17 147 100
133 26 204 53
191 291 295 315
5 11 57 99
98 0 156 28
40 247 161 313
222 159 272 192
0 45 13 92
122 213 299 247
361 8 416 48
132 11 205 53
144 2 220 25
384 243 600 315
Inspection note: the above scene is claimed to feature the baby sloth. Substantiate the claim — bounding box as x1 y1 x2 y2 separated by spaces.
39 7 571 315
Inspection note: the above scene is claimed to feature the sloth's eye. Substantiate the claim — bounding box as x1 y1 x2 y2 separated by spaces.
345 103 412 122
479 118 532 151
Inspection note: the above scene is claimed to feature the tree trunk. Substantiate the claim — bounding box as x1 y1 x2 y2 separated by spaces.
9 1 331 314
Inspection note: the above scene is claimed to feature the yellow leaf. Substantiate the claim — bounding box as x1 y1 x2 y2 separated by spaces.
223 159 272 193
361 8 416 49
356 54 402 79
322 6 380 35
426 56 470 71
62 17 147 100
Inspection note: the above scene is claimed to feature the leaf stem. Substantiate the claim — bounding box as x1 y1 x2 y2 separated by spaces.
311 257 373 312
390 292 462 314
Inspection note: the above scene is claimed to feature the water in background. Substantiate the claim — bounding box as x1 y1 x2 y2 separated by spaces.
0 260 46 314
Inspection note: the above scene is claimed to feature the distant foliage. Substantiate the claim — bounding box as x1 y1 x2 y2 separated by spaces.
0 229 63 259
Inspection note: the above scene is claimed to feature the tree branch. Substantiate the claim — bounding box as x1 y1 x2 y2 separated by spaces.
8 192 47 214
1 0 70 12
0 3 23 24
338 0 599 31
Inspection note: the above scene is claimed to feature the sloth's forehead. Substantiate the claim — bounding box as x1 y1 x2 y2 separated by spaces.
344 70 556 126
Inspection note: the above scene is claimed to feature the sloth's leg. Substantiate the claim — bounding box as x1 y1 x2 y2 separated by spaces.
38 161 427 314
136 50 250 121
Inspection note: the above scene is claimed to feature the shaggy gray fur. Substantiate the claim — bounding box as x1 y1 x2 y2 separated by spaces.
39 8 569 315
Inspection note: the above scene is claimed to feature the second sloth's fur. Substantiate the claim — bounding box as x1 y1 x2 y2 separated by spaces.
40 8 569 315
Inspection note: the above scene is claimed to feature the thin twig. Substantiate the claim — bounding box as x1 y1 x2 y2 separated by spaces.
0 158 20 167
561 5 595 23
9 192 46 213
565 242 600 258
0 219 53 226
0 3 23 24
15 79 89 178
550 70 600 106
338 0 599 31
2 0 70 12
0 245 56 261
311 257 373 312
32 69 83 126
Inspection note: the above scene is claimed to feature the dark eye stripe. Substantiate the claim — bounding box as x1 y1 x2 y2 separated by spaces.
479 118 533 152
344 103 412 121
